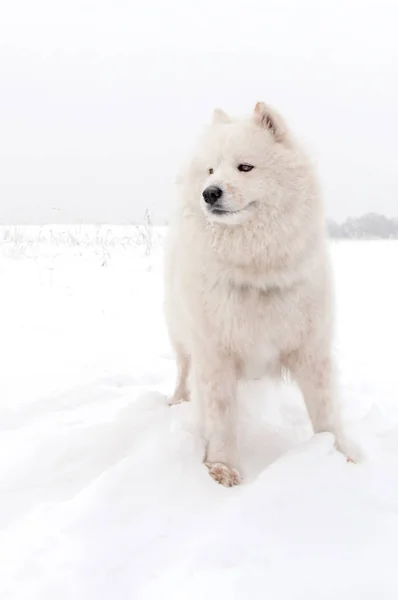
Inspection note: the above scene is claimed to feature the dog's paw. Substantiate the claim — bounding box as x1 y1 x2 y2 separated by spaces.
204 461 241 487
168 394 189 406
335 436 362 465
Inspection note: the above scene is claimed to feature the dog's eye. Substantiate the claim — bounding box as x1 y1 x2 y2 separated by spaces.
208 168 214 175
237 163 254 172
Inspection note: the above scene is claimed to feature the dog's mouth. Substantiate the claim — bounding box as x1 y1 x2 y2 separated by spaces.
210 207 237 216
208 202 256 217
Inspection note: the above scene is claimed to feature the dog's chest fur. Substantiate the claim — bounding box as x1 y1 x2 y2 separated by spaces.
200 273 306 373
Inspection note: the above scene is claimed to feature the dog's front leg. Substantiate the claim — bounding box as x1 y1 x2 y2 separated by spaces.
192 353 241 487
288 351 359 463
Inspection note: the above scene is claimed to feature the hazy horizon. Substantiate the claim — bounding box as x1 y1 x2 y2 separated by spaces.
1 0 398 225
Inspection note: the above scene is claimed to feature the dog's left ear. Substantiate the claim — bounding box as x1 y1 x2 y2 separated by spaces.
253 102 288 143
212 107 231 125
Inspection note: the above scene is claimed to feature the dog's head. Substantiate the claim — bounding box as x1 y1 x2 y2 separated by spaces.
182 102 315 227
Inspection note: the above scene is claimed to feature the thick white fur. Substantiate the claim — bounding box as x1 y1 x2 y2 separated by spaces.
164 102 353 486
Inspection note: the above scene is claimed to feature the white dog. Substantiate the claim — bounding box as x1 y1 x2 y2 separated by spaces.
164 102 353 486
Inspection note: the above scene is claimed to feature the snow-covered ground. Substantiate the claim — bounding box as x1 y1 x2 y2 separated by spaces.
1 226 398 600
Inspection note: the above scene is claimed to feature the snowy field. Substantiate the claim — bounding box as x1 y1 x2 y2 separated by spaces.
1 225 398 600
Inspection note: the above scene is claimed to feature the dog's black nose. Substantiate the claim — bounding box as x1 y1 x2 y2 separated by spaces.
202 186 223 205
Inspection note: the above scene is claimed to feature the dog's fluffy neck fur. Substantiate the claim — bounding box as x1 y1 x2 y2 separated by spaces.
175 178 327 294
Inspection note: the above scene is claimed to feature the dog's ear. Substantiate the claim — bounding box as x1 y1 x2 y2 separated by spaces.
212 107 231 125
253 102 288 143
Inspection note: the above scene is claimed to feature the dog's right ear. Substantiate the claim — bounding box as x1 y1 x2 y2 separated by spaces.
253 102 289 143
212 107 231 125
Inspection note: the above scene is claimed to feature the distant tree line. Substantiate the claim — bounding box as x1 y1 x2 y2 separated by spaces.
327 213 398 239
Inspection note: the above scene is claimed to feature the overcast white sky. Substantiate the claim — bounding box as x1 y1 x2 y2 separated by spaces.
0 0 397 224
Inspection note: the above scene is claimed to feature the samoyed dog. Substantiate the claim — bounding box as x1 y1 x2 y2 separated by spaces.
164 102 354 486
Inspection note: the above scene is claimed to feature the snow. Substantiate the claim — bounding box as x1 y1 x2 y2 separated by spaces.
1 226 398 600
